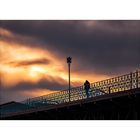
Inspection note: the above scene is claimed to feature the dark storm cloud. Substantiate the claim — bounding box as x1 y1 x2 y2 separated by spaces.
1 77 68 92
0 76 68 104
0 20 140 75
7 58 50 67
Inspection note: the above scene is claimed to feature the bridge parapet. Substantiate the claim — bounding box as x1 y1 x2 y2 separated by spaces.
22 86 106 107
21 70 140 107
91 70 140 93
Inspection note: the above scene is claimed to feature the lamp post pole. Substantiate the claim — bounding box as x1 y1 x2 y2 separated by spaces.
67 57 72 102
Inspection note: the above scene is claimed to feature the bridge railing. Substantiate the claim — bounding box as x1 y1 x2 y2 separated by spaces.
22 86 106 107
21 70 140 107
91 70 140 94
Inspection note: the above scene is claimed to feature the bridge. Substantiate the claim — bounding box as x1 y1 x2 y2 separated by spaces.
0 70 140 119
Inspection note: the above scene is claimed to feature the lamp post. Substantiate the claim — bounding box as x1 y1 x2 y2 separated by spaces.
67 57 72 102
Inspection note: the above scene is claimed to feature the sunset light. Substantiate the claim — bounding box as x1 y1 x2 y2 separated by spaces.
0 21 140 104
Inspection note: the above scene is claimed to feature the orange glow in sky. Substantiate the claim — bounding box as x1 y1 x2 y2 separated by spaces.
0 28 109 101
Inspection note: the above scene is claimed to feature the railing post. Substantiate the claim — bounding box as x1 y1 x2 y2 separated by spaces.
130 72 133 94
130 72 133 90
108 86 111 94
28 98 30 106
136 70 138 89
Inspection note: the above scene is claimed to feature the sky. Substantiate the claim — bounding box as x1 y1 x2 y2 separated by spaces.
0 20 140 104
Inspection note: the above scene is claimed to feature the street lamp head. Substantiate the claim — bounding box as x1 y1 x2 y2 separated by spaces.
67 57 72 63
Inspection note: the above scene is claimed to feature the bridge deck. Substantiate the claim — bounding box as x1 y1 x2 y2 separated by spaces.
1 88 140 119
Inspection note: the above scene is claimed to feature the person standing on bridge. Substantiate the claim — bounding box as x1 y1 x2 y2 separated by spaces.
84 80 90 98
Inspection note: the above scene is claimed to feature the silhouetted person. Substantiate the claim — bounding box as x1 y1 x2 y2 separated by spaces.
84 80 90 98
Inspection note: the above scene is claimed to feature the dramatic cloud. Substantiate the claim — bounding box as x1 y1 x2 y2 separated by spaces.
0 75 81 104
1 74 73 91
7 58 50 67
0 20 140 75
0 20 140 104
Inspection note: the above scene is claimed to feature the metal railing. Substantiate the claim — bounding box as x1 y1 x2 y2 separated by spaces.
21 88 106 107
22 70 140 107
91 70 140 93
